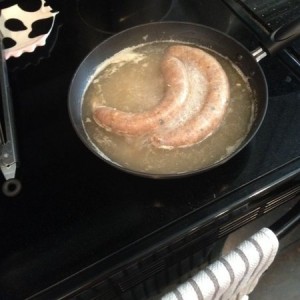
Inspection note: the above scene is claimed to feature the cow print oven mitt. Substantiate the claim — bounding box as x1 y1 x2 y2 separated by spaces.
0 0 59 66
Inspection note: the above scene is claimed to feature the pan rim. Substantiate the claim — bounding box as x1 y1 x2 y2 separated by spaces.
68 21 268 179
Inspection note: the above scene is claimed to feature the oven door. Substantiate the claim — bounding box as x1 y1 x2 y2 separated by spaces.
26 159 300 300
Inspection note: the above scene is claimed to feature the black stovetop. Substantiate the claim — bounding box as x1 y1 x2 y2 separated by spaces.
1 0 300 299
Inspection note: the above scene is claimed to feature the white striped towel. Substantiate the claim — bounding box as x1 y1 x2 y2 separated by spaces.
161 227 279 300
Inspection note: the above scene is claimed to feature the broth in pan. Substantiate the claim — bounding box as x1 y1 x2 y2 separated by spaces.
82 41 255 174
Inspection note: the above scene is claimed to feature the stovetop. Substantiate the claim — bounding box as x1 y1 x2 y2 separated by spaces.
1 0 300 299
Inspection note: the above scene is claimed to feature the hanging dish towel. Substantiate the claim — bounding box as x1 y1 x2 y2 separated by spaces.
161 227 279 300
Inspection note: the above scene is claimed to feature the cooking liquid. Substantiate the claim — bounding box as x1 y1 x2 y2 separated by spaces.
82 42 254 175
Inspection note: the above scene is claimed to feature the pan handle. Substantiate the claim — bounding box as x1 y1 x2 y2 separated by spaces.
262 17 300 56
223 0 300 60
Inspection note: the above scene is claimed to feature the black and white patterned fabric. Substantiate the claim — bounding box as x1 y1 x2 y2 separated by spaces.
0 0 58 60
161 228 279 300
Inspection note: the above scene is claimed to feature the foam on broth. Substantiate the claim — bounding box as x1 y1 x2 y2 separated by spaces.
82 41 255 175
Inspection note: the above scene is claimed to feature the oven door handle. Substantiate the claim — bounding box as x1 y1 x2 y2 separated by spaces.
270 200 300 239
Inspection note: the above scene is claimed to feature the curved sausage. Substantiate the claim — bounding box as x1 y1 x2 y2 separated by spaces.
150 45 230 149
154 46 209 131
93 53 189 136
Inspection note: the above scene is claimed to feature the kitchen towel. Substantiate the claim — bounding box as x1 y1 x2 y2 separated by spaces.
161 227 279 300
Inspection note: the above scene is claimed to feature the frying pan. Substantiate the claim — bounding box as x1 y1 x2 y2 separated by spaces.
68 20 300 179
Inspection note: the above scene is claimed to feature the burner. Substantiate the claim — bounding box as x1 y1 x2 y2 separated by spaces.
76 0 173 34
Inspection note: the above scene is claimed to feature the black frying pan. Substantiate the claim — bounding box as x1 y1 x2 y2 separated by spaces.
68 20 300 178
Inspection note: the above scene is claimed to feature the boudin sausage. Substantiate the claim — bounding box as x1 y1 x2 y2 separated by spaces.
93 44 229 149
93 53 189 135
151 45 230 149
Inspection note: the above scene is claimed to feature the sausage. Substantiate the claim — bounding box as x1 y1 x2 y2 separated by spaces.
93 44 230 149
93 52 189 136
153 46 209 131
150 45 230 149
